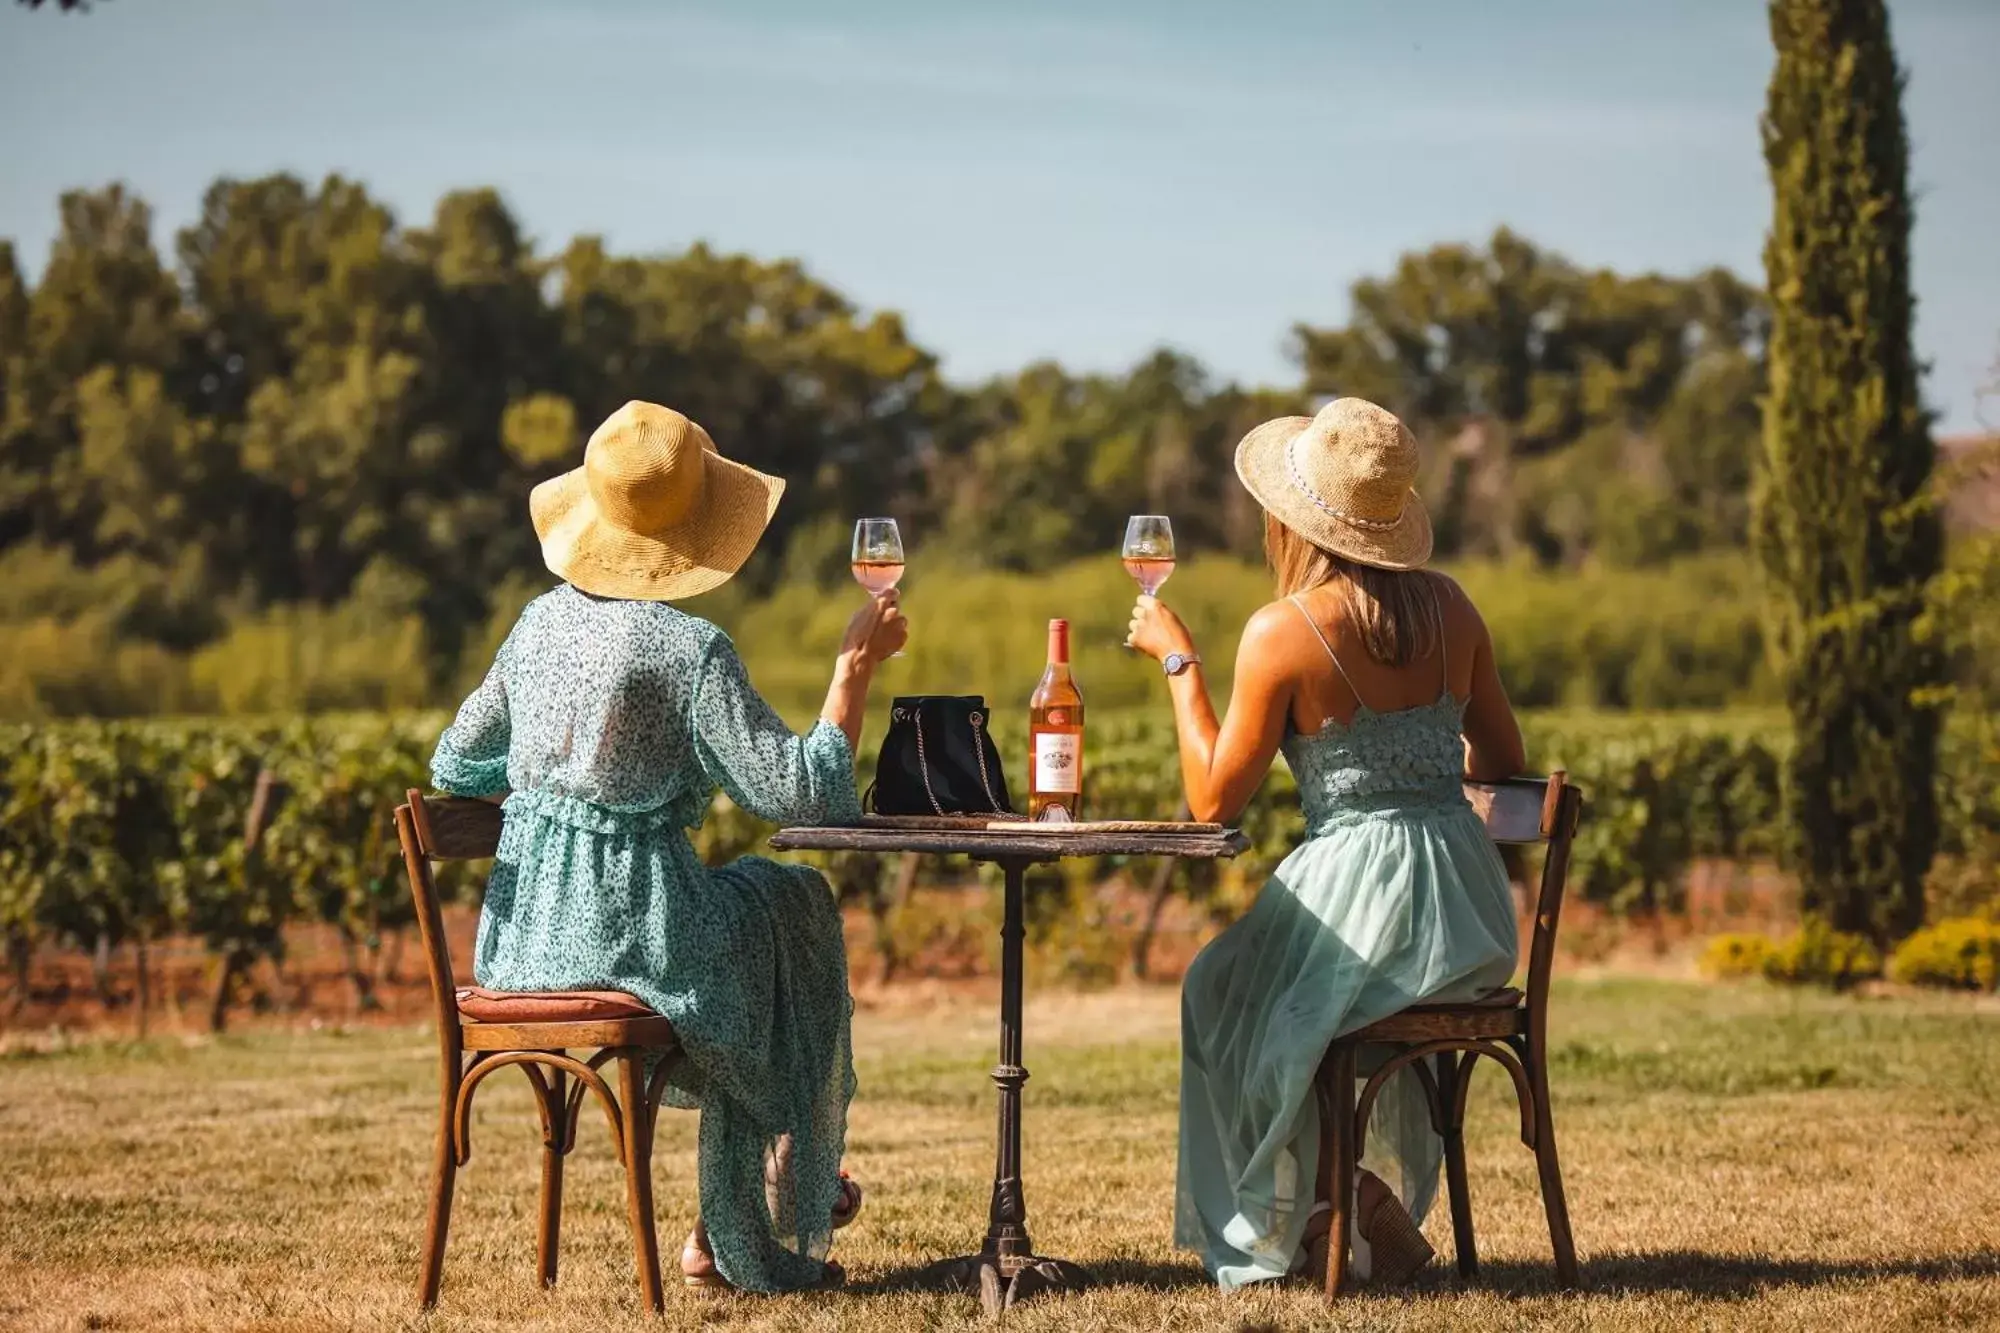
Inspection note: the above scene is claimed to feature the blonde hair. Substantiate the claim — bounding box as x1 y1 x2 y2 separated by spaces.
1264 512 1442 669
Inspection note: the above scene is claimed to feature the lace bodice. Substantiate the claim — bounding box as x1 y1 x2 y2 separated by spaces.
1277 591 1469 834
1281 696 1469 835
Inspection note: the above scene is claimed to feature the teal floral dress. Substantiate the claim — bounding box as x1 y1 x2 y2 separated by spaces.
1175 598 1518 1289
430 583 859 1293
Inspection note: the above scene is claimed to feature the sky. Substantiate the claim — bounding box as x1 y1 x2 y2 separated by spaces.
2 0 1996 432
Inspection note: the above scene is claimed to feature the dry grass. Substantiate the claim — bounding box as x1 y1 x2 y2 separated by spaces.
2 977 1997 1332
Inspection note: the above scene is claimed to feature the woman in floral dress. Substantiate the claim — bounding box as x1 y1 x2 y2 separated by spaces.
431 401 905 1293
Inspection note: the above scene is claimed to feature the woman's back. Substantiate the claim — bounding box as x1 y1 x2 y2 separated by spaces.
485 586 710 813
455 584 858 832
1276 576 1466 829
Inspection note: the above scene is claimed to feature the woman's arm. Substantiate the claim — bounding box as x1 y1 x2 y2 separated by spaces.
431 635 514 799
1457 592 1526 782
692 593 907 826
818 591 908 753
1128 597 1293 824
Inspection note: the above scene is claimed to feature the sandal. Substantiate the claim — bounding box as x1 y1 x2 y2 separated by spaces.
680 1235 845 1295
1355 1175 1434 1287
1293 1202 1334 1281
1295 1177 1435 1287
831 1171 864 1230
680 1170 860 1296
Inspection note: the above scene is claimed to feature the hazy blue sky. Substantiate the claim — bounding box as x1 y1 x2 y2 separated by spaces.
3 0 1995 431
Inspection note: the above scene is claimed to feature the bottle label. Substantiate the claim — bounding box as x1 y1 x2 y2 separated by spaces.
1034 732 1081 793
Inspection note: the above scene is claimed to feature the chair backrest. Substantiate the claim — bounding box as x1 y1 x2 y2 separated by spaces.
1461 772 1583 1036
393 790 504 1049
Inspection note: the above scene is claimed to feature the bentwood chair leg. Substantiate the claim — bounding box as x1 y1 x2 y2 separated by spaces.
1321 1042 1359 1300
419 1075 459 1308
617 1052 666 1312
537 1065 567 1289
1437 1051 1478 1277
1527 1043 1579 1287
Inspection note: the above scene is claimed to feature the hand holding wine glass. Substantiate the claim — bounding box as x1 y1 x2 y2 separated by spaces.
852 517 907 656
1126 594 1193 662
840 588 907 665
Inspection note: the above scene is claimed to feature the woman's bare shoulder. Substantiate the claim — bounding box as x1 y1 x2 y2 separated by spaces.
1241 597 1307 645
1428 572 1486 623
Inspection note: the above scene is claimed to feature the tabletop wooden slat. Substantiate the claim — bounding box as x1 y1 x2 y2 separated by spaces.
769 825 1249 861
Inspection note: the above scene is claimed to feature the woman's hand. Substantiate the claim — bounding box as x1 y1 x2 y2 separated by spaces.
825 591 907 751
839 590 909 668
1126 595 1194 663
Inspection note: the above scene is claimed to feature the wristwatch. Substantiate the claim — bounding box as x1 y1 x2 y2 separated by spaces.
1163 652 1202 677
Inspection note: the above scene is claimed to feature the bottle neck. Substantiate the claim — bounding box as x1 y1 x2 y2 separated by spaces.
1046 620 1070 666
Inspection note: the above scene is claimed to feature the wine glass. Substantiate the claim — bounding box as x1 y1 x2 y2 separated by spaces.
852 517 906 656
1122 515 1176 596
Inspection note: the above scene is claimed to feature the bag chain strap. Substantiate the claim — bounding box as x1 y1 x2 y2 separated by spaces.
910 707 946 817
968 712 1003 813
910 705 1005 816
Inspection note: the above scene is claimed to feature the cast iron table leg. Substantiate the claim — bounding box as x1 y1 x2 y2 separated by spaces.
923 856 1090 1314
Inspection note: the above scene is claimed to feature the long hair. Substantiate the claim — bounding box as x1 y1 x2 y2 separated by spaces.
1263 511 1441 669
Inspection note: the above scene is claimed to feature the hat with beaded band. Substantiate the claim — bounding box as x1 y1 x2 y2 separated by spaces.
1232 397 1433 571
529 400 785 601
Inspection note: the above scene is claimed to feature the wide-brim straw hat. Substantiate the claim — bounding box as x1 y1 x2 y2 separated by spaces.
1233 397 1433 571
529 401 784 601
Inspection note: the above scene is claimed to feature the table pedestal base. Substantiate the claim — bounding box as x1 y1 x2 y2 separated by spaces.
919 1252 1092 1315
765 826 1243 1318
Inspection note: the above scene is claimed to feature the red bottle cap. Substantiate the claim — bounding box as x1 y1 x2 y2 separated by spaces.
1048 618 1070 663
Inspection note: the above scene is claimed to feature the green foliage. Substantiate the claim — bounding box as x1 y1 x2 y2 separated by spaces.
3 706 1997 1010
0 175 1790 720
1760 917 1883 989
1757 0 1942 945
1457 555 1772 710
1296 229 1767 565
0 715 439 1022
1887 917 2000 992
1701 933 1777 981
692 554 1777 733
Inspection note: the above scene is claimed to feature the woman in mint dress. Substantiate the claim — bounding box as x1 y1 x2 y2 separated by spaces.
432 401 906 1294
1126 398 1526 1290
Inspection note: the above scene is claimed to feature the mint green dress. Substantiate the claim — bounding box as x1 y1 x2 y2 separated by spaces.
1175 597 1518 1289
430 584 859 1293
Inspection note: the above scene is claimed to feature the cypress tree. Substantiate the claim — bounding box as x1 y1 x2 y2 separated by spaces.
1757 0 1942 944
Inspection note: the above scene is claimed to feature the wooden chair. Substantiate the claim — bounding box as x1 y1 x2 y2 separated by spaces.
394 789 685 1312
1313 772 1583 1299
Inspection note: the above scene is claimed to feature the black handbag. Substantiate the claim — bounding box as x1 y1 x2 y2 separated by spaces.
868 696 1014 817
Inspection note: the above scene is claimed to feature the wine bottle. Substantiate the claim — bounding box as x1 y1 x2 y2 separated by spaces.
1028 618 1084 822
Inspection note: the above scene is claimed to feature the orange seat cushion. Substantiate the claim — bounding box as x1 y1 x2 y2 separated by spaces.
455 985 657 1024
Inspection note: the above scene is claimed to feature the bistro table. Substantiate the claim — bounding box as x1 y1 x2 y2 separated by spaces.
768 815 1249 1314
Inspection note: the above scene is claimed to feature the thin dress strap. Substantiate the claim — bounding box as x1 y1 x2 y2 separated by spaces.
1434 581 1449 699
1287 594 1367 710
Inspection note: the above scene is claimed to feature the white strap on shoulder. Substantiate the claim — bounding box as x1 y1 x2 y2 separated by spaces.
1287 594 1365 707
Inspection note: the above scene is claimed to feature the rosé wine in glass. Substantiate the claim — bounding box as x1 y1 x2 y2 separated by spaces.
1122 516 1176 595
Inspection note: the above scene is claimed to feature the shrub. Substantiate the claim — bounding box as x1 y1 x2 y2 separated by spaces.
1760 918 1882 990
1888 918 2000 992
1701 932 1776 980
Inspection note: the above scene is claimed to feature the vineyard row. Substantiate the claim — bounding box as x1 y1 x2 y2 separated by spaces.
4 710 1995 1024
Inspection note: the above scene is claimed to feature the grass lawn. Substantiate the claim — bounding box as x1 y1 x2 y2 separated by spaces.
2 977 1997 1332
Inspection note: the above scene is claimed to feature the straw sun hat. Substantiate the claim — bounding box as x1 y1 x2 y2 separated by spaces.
529 401 784 601
1233 397 1433 571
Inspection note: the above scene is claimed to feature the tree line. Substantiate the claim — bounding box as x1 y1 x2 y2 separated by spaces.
0 177 1770 694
